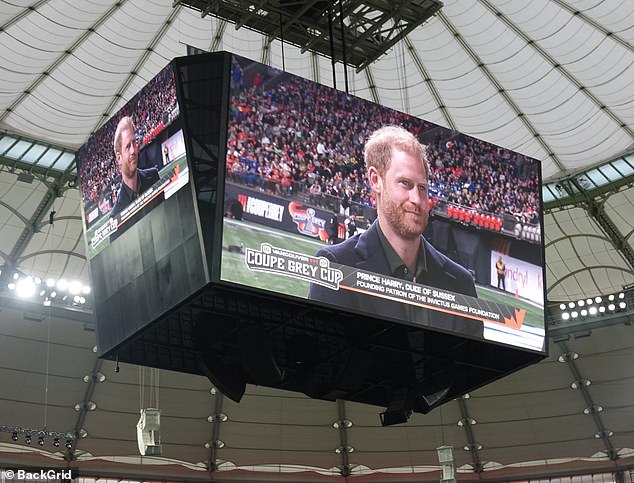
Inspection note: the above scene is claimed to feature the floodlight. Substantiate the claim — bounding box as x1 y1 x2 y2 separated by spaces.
589 307 597 315
69 280 82 294
559 303 566 310
581 309 587 316
56 279 68 291
608 304 615 311
571 311 578 318
16 277 36 298
562 312 570 320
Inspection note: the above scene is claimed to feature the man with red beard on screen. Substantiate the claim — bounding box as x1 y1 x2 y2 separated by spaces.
309 125 483 338
110 116 160 219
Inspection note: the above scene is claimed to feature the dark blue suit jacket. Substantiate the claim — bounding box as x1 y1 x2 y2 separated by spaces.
110 167 160 218
308 222 484 338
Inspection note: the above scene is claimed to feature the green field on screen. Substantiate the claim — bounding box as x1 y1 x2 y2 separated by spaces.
221 219 545 329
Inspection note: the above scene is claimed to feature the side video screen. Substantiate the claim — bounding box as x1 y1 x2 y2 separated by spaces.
220 55 546 353
77 63 190 259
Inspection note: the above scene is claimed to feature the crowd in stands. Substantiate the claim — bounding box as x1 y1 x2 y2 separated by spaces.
225 64 541 226
427 136 541 224
78 66 178 224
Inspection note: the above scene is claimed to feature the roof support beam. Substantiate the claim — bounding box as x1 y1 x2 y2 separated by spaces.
209 18 227 52
558 341 618 461
457 397 483 472
478 0 634 142
65 358 102 461
550 0 634 56
0 1 127 125
336 399 352 477
403 36 456 131
544 167 634 211
206 391 225 472
436 11 566 174
561 177 634 271
90 5 182 136
1 179 64 280
0 0 51 32
363 66 380 104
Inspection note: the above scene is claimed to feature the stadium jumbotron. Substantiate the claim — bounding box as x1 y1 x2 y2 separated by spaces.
0 1 633 482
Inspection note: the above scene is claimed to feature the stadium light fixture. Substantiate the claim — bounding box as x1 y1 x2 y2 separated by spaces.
562 312 570 320
69 280 82 294
16 277 36 298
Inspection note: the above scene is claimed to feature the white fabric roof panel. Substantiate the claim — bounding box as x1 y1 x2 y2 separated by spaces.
544 206 634 300
1 0 634 479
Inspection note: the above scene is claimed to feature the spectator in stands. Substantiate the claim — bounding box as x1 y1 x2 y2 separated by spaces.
309 125 483 338
110 116 160 218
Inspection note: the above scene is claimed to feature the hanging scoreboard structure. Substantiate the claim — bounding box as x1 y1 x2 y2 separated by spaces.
77 52 547 424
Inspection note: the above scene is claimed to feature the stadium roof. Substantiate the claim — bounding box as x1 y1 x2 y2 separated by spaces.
0 0 633 480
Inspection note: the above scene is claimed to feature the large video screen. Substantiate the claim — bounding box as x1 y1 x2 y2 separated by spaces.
220 55 546 353
77 63 190 259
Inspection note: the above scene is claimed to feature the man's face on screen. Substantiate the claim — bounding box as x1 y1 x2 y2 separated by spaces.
117 126 138 180
377 148 429 240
